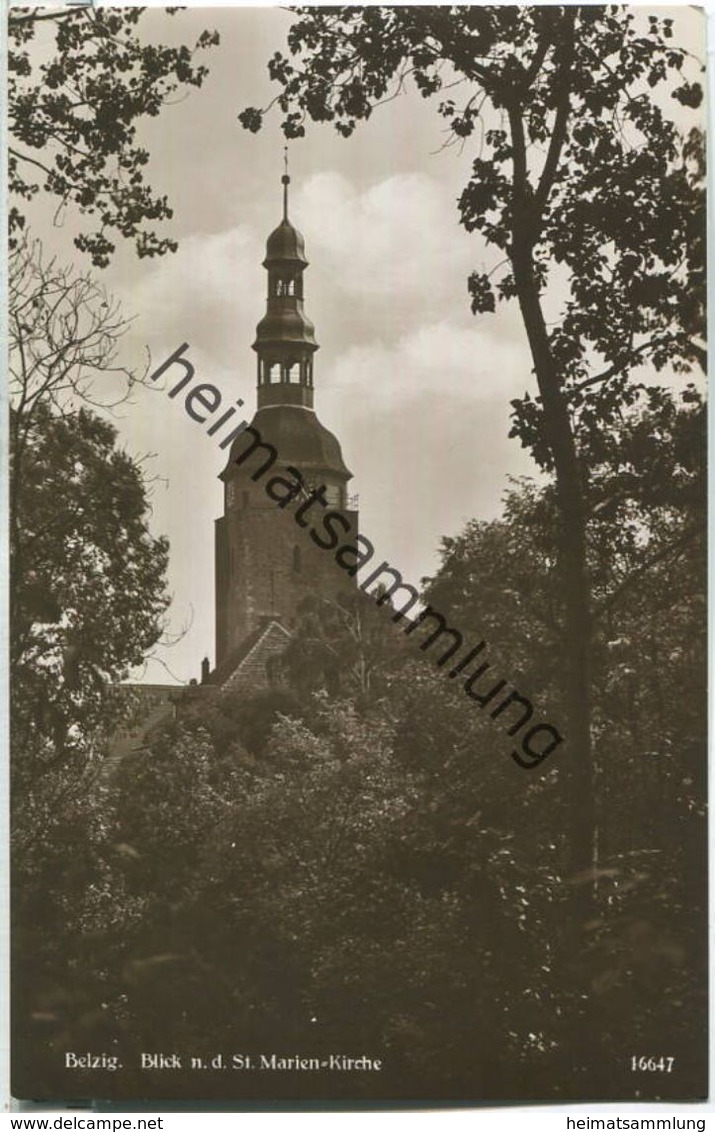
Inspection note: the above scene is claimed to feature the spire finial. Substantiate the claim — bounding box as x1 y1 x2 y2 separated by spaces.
281 146 290 221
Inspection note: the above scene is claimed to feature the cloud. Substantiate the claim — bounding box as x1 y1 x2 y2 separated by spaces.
114 167 523 400
324 319 534 405
292 170 504 353
296 170 466 295
114 225 261 372
313 322 539 600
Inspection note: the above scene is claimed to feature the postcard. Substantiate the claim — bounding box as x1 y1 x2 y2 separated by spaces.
8 3 707 1105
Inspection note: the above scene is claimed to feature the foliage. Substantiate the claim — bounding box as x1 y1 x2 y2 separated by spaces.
209 685 306 756
26 395 702 1090
241 6 704 457
418 391 706 1085
9 6 219 265
425 385 705 729
10 402 170 796
10 8 707 1091
278 591 406 703
20 443 705 1095
9 230 171 1093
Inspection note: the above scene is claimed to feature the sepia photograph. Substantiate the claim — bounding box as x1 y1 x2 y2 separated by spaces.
7 2 708 1106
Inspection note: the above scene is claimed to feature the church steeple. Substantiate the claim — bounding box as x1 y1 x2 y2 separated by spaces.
253 155 318 410
214 160 358 672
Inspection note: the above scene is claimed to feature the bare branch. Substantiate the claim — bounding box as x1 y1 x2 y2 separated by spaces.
9 234 145 423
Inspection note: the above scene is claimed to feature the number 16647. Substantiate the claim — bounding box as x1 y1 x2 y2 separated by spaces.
631 1056 674 1072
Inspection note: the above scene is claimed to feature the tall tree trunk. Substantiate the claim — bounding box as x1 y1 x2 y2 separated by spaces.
506 16 595 895
511 239 594 891
511 229 596 1082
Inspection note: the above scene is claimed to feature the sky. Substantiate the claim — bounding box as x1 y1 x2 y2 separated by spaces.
17 3 706 685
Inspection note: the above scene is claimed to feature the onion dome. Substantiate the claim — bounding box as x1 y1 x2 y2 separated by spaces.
264 216 309 267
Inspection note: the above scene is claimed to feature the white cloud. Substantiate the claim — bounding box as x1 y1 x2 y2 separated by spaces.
297 170 464 296
315 326 539 603
292 171 500 351
324 319 533 407
114 225 260 373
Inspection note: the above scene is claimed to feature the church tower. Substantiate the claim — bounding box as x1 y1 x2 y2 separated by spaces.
213 166 358 679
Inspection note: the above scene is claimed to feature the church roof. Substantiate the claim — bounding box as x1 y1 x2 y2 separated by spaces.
223 404 352 481
207 617 291 689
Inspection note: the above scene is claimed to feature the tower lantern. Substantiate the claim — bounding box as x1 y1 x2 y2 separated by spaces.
253 154 318 408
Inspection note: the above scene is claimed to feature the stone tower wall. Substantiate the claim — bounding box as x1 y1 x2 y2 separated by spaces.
216 489 358 665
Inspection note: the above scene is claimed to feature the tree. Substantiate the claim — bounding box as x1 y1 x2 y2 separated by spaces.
10 235 169 837
9 236 169 777
9 236 136 466
11 401 170 784
278 591 405 703
423 386 705 852
240 6 705 885
92 690 535 1096
9 6 219 265
10 397 170 1093
9 221 172 1092
37 430 704 1094
9 236 149 557
419 395 706 1086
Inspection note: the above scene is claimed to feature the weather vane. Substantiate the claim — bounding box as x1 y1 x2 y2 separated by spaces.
282 145 290 219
